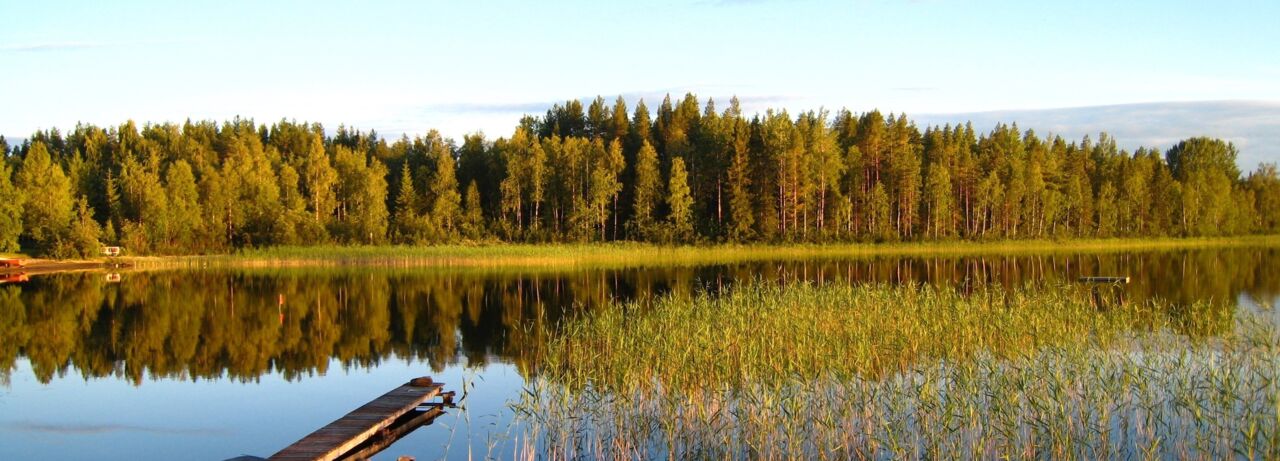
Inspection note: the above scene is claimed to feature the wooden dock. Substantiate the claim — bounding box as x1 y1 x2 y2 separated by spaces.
1078 276 1130 284
269 377 452 461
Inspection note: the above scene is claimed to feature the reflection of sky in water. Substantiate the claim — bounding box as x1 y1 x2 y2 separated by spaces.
0 357 525 461
1238 292 1280 325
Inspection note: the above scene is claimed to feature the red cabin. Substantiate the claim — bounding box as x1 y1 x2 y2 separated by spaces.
0 258 22 269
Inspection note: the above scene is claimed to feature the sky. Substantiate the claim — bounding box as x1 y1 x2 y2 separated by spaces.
3 0 1279 166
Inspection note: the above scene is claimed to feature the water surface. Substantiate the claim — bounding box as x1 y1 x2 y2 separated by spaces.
2 247 1278 460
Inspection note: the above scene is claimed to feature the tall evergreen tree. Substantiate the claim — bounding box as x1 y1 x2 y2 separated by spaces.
426 133 461 237
630 140 660 239
667 157 693 242
394 162 427 242
462 180 485 240
726 118 754 241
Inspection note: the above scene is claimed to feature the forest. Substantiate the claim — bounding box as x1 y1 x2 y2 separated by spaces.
1 93 1278 257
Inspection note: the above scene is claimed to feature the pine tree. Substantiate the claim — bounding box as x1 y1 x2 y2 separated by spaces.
868 180 892 241
609 96 630 142
426 133 461 238
394 162 425 242
630 140 660 239
462 180 485 240
667 157 694 242
726 118 754 241
923 160 954 238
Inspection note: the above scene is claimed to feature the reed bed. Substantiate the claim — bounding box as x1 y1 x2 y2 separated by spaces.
511 282 1280 459
128 235 1280 270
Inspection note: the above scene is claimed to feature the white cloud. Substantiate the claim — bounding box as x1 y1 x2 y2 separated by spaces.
914 101 1280 171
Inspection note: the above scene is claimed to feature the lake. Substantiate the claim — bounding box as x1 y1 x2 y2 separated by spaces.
2 247 1279 460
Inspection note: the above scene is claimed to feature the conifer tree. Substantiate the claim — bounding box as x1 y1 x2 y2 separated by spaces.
462 180 485 240
630 140 660 239
426 132 461 237
923 160 954 238
667 157 694 242
726 118 754 241
394 162 424 242
869 180 892 241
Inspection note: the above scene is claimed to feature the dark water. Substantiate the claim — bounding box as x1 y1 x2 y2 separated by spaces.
2 248 1279 460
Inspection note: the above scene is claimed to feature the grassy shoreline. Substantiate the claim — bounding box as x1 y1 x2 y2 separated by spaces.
118 235 1280 270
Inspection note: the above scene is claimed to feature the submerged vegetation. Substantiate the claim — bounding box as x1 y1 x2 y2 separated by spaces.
2 94 1279 258
514 282 1280 459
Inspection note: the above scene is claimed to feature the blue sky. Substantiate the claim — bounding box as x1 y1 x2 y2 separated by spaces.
3 0 1278 164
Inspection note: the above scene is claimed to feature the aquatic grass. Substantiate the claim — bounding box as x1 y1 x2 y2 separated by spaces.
512 282 1280 459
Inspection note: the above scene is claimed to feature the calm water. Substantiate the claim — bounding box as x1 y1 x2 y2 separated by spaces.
2 248 1279 460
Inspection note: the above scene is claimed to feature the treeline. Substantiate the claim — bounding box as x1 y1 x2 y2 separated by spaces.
2 93 1279 256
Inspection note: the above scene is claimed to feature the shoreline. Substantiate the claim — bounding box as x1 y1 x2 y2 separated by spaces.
135 235 1280 270
5 235 1279 275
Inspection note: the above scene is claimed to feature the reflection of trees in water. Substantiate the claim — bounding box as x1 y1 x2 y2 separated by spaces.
0 248 1277 385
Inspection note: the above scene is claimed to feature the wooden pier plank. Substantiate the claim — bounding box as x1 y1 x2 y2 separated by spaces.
269 379 443 461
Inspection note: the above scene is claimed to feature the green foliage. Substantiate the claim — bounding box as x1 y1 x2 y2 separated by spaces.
64 197 101 258
667 157 693 242
726 118 754 241
5 95 1277 256
164 160 202 250
462 180 485 240
629 140 661 239
425 131 461 238
16 142 73 254
331 146 389 244
0 161 22 252
301 134 338 225
869 180 892 241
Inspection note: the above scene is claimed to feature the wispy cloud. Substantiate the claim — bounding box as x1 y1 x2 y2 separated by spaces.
3 420 229 436
419 89 797 117
700 0 800 6
914 100 1280 170
423 102 556 115
0 41 102 53
1 39 185 54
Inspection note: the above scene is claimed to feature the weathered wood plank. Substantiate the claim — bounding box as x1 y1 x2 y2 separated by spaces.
269 378 443 461
1078 276 1130 284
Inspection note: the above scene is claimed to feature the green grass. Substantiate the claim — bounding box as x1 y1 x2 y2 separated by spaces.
130 235 1280 270
511 281 1280 459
